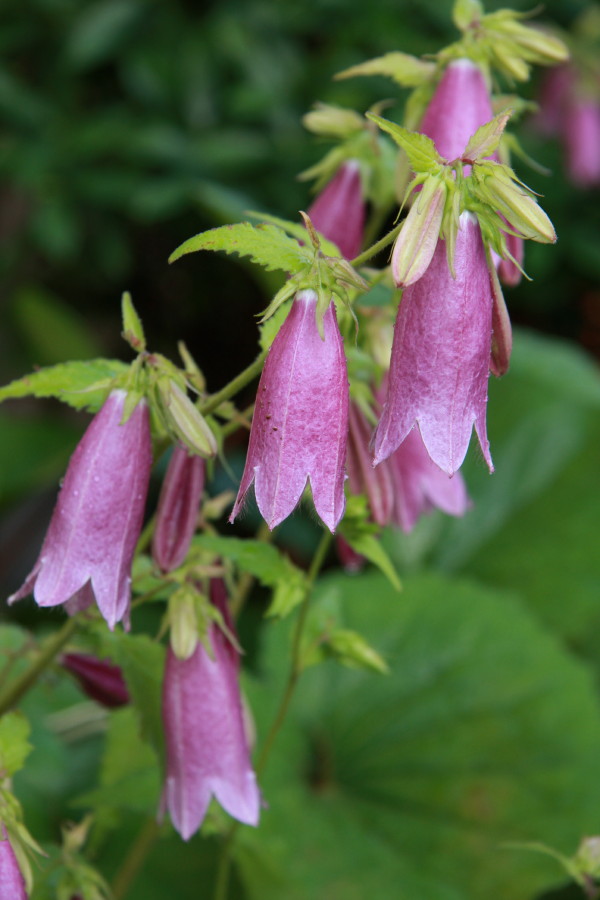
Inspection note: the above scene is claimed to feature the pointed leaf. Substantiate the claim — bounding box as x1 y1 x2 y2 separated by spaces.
367 115 444 171
336 53 435 88
463 110 512 162
452 0 483 30
169 222 312 274
0 359 128 412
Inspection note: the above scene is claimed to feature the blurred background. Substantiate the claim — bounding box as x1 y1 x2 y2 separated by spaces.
1 1 600 898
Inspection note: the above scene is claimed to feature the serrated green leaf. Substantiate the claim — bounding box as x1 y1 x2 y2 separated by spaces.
193 535 306 619
0 712 32 777
336 53 435 88
367 115 444 171
0 359 128 412
463 110 512 162
246 211 341 259
169 222 312 274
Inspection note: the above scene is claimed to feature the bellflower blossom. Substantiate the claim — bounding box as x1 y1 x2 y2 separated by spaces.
374 212 494 475
61 653 130 708
161 580 260 839
231 289 349 532
307 160 365 260
8 390 152 630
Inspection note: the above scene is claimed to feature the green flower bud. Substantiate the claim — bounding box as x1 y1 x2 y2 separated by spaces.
157 379 217 458
392 177 447 287
472 162 556 243
168 588 200 661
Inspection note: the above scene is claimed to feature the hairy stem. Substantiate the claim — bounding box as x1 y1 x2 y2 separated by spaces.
111 817 161 900
350 221 402 269
200 350 267 417
0 616 79 715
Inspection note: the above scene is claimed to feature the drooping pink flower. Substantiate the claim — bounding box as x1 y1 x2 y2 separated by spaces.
388 428 470 532
231 289 348 532
0 829 27 900
61 653 129 708
563 97 600 187
307 160 365 259
419 58 494 163
161 580 260 839
8 390 152 630
152 444 205 573
347 400 470 533
533 65 574 137
373 212 494 475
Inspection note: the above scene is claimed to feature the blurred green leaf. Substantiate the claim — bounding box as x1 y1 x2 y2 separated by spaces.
12 286 103 365
0 711 32 777
244 571 600 900
65 0 145 70
169 222 311 274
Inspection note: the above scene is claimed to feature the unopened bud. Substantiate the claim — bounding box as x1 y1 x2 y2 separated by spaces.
303 103 364 138
168 588 200 660
472 162 556 243
157 379 217 458
489 18 569 65
575 836 600 879
489 263 512 376
392 177 447 287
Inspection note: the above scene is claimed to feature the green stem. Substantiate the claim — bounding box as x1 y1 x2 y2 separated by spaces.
212 530 331 900
0 616 79 715
200 350 267 417
111 817 160 900
220 403 254 440
350 221 402 269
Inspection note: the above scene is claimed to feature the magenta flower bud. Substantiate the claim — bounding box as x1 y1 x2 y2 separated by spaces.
388 428 470 533
8 390 152 630
161 580 260 839
61 653 130 708
373 213 494 476
563 97 600 187
0 829 27 900
420 59 493 162
231 289 349 532
152 444 205 573
307 160 365 259
346 402 395 527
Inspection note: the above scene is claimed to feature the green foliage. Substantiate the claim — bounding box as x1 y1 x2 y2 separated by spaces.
169 222 311 274
243 571 600 900
193 535 306 618
0 360 129 413
367 115 444 172
335 52 435 87
0 712 32 777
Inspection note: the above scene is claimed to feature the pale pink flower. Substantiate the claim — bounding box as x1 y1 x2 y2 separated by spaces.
231 289 348 532
152 444 205 573
373 212 494 475
8 390 152 630
161 580 260 839
564 97 600 187
307 160 365 259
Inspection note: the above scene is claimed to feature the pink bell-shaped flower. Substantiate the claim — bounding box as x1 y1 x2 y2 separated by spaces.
0 829 27 900
8 390 152 630
231 289 349 532
563 97 600 188
388 428 470 532
373 212 494 475
161 580 260 839
307 160 365 259
152 444 205 573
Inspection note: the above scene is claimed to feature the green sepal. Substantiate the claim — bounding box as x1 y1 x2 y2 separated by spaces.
324 629 389 674
0 359 128 413
463 110 512 162
169 221 312 275
452 0 483 31
367 114 445 171
302 103 365 138
335 52 435 88
120 291 146 352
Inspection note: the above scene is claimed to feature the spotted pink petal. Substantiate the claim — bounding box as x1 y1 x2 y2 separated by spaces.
307 160 365 260
161 581 260 839
231 289 348 532
8 390 152 630
373 213 494 475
